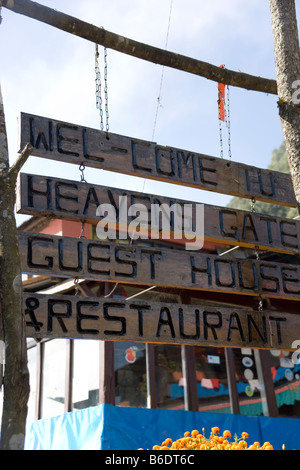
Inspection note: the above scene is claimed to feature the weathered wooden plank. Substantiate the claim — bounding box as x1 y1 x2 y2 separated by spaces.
17 172 300 254
23 292 297 351
19 231 300 301
20 112 297 207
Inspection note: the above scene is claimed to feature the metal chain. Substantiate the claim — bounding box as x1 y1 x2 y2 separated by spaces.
251 198 260 260
74 277 80 297
95 43 109 134
74 163 88 295
218 79 231 160
104 46 109 133
95 44 104 131
251 198 264 311
226 84 232 160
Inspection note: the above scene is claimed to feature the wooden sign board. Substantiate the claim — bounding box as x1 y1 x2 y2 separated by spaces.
17 172 300 255
19 231 300 301
23 293 295 351
19 112 297 207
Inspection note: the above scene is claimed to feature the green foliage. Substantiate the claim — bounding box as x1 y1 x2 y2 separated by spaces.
227 142 298 218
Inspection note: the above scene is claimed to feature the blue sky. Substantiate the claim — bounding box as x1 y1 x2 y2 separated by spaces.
0 0 297 225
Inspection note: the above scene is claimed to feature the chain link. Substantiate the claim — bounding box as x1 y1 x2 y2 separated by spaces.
95 43 109 134
74 277 79 296
104 46 109 133
218 78 231 160
226 84 232 160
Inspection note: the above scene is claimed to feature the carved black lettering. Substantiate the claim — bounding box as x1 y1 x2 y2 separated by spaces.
260 216 277 244
57 124 80 157
131 141 152 172
219 209 238 239
82 128 104 162
129 303 151 336
190 256 212 285
281 266 300 295
87 243 110 275
198 156 218 186
107 189 122 220
29 117 51 151
58 239 83 272
115 247 137 278
242 214 258 241
55 181 79 213
83 187 101 215
247 314 267 344
203 311 222 340
280 220 298 248
260 263 280 292
227 312 245 342
27 174 52 210
103 302 126 336
177 151 197 181
76 300 99 335
25 297 43 331
47 299 72 333
156 307 176 338
27 236 54 269
258 170 275 197
155 147 175 176
141 249 161 279
179 307 200 339
269 316 286 345
214 259 235 287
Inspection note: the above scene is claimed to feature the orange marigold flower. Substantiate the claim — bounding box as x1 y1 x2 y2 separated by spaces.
162 438 172 446
223 430 231 439
184 431 190 437
211 426 220 434
237 440 247 449
264 445 273 450
191 429 199 437
241 432 249 439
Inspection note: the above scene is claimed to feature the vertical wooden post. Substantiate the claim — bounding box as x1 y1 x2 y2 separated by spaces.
99 283 115 405
225 348 240 414
257 349 279 417
146 343 157 408
99 341 115 405
35 342 43 421
182 345 198 411
64 339 74 413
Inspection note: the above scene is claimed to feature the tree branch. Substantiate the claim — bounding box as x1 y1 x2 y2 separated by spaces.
8 142 33 182
2 0 278 95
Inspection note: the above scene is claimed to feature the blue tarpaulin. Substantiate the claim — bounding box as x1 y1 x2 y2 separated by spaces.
24 404 300 450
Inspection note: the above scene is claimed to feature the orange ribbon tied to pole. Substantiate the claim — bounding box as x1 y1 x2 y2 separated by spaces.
218 64 226 122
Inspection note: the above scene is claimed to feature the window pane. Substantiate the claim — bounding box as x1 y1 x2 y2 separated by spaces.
269 349 300 418
155 345 184 410
41 340 66 419
115 342 147 408
72 340 99 410
233 348 268 416
195 346 229 413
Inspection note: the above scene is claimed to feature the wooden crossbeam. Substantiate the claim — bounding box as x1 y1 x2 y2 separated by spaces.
2 0 277 94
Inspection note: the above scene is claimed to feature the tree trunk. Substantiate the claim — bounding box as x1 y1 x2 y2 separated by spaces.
269 0 300 204
0 85 32 450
